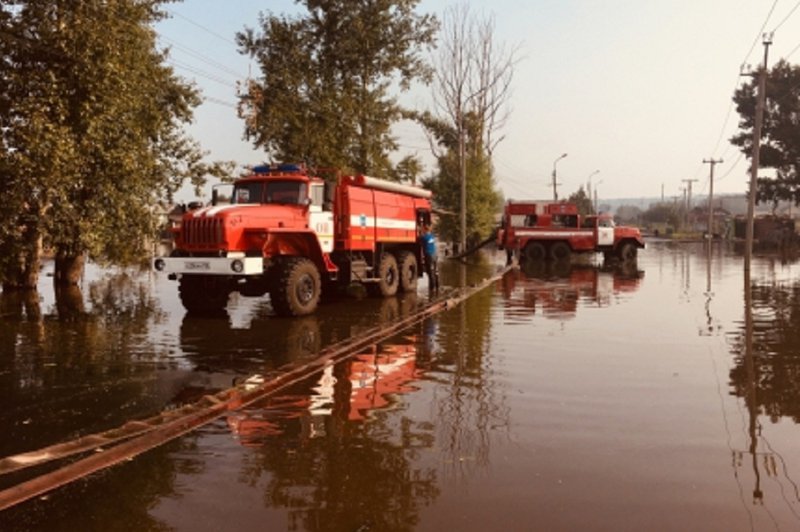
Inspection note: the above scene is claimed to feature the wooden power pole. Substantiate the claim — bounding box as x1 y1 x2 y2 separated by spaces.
703 158 723 238
745 34 772 268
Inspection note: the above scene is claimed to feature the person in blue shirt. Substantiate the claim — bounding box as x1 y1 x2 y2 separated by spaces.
420 223 439 293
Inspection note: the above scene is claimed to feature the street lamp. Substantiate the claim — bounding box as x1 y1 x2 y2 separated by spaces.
593 179 604 213
552 153 567 201
586 170 599 210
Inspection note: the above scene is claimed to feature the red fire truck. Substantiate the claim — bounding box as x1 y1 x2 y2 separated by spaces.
154 164 433 316
496 200 645 262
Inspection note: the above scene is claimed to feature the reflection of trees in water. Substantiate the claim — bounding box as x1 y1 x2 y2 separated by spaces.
0 438 194 531
729 280 800 422
0 270 169 456
426 260 511 480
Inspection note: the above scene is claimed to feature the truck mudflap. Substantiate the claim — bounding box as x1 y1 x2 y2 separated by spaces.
153 255 263 275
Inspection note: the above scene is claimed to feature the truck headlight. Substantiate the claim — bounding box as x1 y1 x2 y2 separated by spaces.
231 259 244 273
154 258 166 271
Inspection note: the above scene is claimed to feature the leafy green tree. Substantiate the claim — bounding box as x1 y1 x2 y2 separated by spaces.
641 202 681 228
0 0 224 288
567 187 594 215
616 204 643 225
420 112 502 247
731 59 800 207
237 0 437 178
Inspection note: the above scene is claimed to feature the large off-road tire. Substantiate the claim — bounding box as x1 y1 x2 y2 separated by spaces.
178 275 230 315
523 241 547 261
368 252 399 297
270 258 321 317
550 241 571 262
396 251 418 293
617 241 638 261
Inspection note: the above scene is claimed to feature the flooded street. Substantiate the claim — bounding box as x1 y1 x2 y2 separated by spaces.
2 241 800 531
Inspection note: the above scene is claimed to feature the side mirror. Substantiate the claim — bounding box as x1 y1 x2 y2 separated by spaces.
211 188 218 206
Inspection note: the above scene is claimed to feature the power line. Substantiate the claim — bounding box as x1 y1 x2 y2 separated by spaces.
158 35 247 80
786 40 800 59
744 0 779 66
204 96 238 109
710 0 781 159
166 59 238 89
771 0 800 33
166 9 238 47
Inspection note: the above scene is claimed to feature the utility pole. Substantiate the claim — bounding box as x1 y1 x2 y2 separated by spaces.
458 115 466 255
745 34 772 268
680 187 687 230
682 178 698 230
703 158 723 238
552 153 567 201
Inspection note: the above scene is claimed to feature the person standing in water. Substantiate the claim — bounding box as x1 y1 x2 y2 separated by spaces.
420 223 439 293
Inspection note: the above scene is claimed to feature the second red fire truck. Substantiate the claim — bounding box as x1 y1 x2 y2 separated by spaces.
496 200 645 262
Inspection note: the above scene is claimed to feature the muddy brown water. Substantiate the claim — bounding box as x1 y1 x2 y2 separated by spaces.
1 241 800 531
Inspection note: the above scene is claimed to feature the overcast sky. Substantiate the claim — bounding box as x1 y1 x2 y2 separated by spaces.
157 0 800 204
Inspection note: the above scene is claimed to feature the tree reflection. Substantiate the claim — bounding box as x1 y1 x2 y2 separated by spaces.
728 255 800 508
729 278 800 422
0 269 167 456
423 257 511 480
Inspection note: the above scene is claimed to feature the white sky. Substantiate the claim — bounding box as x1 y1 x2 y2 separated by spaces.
157 0 800 204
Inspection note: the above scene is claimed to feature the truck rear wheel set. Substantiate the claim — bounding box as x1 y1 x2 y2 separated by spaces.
396 251 418 293
369 252 400 297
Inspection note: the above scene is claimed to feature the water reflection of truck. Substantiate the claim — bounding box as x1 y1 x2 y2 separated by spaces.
496 201 645 262
154 164 433 316
500 263 643 319
226 339 422 446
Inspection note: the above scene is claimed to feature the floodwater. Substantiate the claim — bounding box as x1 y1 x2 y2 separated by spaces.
1 241 800 531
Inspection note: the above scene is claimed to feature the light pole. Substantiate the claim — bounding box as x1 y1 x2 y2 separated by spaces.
586 170 599 211
551 153 567 201
593 179 604 213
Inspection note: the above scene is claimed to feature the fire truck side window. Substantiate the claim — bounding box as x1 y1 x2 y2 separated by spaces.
310 183 325 208
525 214 537 226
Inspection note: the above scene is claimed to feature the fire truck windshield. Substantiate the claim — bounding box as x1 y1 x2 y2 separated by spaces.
232 180 308 205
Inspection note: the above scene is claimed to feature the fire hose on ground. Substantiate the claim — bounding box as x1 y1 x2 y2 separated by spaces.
0 263 516 511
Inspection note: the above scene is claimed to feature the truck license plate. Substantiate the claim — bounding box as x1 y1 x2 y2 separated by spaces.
184 261 211 271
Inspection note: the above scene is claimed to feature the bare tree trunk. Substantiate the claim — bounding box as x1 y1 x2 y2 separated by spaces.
1 224 42 291
55 284 85 321
53 250 85 286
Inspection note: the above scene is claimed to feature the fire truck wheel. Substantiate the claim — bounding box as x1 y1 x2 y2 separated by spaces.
618 241 638 261
550 242 571 262
178 275 230 315
371 252 399 297
271 258 321 316
397 251 418 293
523 242 547 261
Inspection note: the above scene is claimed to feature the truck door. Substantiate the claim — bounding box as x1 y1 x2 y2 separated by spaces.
597 218 614 246
309 183 334 253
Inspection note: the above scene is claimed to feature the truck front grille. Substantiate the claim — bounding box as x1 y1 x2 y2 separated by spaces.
183 217 224 247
